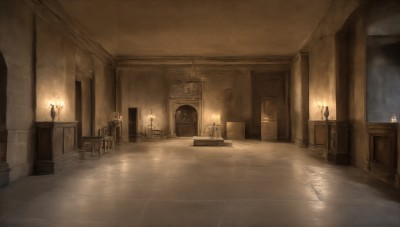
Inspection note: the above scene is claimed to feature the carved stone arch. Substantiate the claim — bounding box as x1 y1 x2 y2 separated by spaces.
0 52 10 187
167 79 203 137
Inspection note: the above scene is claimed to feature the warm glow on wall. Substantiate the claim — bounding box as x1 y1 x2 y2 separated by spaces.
211 114 220 124
45 97 64 121
55 98 64 121
315 98 327 120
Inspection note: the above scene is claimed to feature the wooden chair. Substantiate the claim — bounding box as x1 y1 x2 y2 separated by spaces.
98 126 114 152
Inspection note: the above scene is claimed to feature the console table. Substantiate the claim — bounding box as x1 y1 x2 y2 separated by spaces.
308 120 349 164
35 121 78 174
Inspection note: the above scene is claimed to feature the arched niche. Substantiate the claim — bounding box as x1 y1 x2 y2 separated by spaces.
168 99 202 137
175 105 198 137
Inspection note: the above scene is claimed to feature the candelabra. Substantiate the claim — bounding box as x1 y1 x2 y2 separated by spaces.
317 104 324 120
55 99 64 121
148 110 155 127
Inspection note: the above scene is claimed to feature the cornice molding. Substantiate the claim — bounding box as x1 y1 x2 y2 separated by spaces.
116 56 292 67
25 0 114 66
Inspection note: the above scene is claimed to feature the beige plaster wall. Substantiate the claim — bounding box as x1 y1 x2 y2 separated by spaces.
0 0 35 181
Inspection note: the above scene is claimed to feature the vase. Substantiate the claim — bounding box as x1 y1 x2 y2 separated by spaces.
324 106 329 120
50 105 56 122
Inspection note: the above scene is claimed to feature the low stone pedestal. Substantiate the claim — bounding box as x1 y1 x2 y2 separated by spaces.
193 137 225 146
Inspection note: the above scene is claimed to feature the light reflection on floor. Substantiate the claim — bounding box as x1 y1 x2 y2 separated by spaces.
0 139 399 226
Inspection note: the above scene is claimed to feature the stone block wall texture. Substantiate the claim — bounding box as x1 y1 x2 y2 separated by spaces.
0 0 35 182
0 0 116 183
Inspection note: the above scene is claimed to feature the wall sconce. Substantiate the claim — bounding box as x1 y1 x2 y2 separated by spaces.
111 112 122 122
55 98 64 121
148 109 155 127
211 114 220 125
391 114 397 123
317 99 327 121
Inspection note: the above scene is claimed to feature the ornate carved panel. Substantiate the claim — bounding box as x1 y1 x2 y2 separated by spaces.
169 80 202 98
168 79 203 137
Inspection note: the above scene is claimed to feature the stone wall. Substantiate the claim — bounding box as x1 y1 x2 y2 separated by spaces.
0 0 35 182
346 12 369 169
297 0 368 169
117 64 289 140
290 53 309 146
36 16 115 137
94 58 116 132
0 0 116 184
305 0 362 121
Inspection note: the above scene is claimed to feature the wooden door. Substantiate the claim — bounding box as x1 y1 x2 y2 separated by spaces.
75 81 83 147
128 108 137 142
175 105 198 137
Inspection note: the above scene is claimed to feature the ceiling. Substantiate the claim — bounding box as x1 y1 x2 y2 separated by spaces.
59 0 333 58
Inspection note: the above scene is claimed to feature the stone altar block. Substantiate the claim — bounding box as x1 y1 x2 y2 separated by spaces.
193 136 225 146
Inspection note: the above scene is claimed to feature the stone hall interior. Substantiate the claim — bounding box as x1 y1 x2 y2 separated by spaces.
1 0 400 226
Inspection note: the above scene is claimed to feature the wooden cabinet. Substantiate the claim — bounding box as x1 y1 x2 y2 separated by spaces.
367 123 398 183
308 120 350 164
35 121 78 174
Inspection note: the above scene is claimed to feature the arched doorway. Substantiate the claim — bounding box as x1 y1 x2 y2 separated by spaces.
175 105 198 137
0 52 10 187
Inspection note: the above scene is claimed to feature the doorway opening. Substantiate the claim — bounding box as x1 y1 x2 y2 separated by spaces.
128 108 138 142
175 105 198 137
75 81 83 147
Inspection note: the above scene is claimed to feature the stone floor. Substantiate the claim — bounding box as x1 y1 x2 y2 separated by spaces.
0 139 400 227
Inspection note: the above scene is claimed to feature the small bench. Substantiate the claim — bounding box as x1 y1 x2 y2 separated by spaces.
98 126 114 153
82 136 104 158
